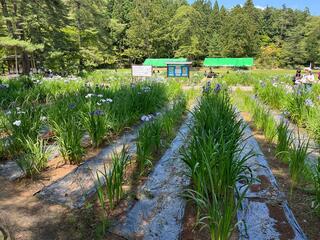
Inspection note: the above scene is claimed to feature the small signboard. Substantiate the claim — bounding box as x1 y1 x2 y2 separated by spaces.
132 65 153 77
166 62 192 78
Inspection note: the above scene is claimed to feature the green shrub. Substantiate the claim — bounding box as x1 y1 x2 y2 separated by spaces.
16 137 49 177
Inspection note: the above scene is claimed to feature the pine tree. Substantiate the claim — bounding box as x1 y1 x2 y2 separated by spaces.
207 0 222 56
170 5 203 59
221 6 259 57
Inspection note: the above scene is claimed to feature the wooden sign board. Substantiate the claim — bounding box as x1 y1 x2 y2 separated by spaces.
132 65 153 77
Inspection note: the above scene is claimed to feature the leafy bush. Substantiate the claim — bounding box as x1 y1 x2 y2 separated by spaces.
285 87 309 125
306 108 320 145
255 81 287 109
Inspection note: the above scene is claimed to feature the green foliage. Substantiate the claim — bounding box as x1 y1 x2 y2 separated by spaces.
254 78 320 146
183 89 253 239
0 138 9 161
220 6 259 57
95 146 129 236
1 0 317 71
81 95 112 148
2 104 43 155
305 108 320 145
96 146 130 210
255 81 287 109
0 37 43 52
285 87 309 125
276 120 293 163
82 108 110 148
256 44 282 68
137 120 162 175
16 137 49 177
49 99 85 164
245 96 277 142
288 134 310 189
1 74 171 167
136 97 187 175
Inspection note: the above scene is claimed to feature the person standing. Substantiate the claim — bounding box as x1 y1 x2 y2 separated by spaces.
293 69 302 84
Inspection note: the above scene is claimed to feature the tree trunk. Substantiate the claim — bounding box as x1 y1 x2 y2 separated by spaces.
21 51 30 75
14 47 18 74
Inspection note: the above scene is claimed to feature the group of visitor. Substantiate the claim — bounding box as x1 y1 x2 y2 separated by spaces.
205 68 218 78
293 68 320 85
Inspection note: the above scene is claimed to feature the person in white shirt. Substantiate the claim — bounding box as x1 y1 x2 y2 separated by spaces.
300 68 314 84
307 70 315 83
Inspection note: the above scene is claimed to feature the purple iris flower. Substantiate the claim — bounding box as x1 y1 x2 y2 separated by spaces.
214 83 222 93
68 103 76 109
90 109 104 116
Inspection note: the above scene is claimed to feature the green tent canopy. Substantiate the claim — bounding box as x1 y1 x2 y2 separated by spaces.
203 58 254 67
143 58 187 67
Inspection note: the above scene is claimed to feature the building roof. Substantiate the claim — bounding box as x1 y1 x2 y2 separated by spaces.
166 62 192 65
143 58 187 67
203 58 254 67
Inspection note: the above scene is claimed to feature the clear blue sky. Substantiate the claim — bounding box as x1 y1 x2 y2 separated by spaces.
189 0 320 16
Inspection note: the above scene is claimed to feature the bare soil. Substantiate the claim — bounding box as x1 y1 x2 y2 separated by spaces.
0 157 97 240
181 200 239 240
241 111 320 240
0 129 135 240
180 201 211 240
0 115 189 240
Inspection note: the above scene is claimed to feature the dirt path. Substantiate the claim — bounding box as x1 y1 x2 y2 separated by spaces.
0 127 141 240
0 160 85 240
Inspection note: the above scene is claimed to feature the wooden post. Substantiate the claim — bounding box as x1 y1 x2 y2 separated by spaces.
7 60 10 74
14 46 18 74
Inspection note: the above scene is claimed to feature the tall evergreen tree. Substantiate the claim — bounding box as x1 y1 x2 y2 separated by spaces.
221 6 259 57
207 0 222 56
0 0 317 71
170 5 203 59
124 0 174 63
303 17 320 66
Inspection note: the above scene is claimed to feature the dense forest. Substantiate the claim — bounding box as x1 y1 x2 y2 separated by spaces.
0 0 319 74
